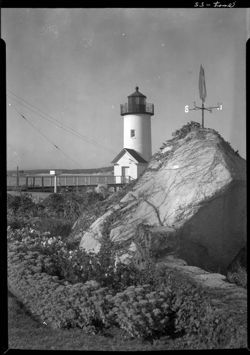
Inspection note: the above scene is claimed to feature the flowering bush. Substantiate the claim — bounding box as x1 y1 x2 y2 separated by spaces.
7 225 136 290
7 222 246 347
8 237 113 332
8 226 173 338
7 191 108 239
8 233 175 339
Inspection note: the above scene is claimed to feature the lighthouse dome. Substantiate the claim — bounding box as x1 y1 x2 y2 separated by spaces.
128 86 146 98
121 86 154 116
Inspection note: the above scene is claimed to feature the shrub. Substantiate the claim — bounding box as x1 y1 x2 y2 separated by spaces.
8 227 174 338
8 239 114 332
40 191 104 221
109 284 173 339
159 268 247 349
172 121 201 139
8 217 27 230
7 193 37 216
7 225 128 290
41 193 65 211
7 193 15 207
32 218 72 238
7 225 247 347
226 247 247 289
88 287 115 328
170 281 212 336
110 262 141 292
226 266 247 288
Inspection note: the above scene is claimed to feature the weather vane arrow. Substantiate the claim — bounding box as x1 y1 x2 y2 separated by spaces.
185 65 222 128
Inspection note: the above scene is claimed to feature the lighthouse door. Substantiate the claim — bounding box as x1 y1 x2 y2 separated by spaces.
121 166 129 183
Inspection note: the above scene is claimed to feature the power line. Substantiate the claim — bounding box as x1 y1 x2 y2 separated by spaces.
7 89 117 155
10 104 81 168
8 94 86 143
8 90 115 152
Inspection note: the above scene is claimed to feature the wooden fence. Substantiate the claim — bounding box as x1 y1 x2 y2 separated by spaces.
7 174 132 191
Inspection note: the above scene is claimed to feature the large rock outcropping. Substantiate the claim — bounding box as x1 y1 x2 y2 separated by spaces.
79 124 246 273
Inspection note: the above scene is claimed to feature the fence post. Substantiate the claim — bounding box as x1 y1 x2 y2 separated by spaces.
54 175 57 193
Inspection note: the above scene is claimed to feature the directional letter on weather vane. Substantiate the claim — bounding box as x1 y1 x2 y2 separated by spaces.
185 65 222 128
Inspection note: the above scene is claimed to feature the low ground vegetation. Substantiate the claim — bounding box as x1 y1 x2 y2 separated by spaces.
171 121 241 157
7 190 247 349
226 247 247 288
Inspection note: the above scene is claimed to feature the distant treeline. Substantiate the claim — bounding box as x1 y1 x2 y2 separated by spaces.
7 166 113 175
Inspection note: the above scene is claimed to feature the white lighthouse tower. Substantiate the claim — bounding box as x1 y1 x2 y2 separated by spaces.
112 86 154 182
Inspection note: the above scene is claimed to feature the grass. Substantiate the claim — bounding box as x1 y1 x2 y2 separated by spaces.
8 291 185 351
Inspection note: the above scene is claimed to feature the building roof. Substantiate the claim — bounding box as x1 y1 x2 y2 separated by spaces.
128 86 146 98
111 148 148 164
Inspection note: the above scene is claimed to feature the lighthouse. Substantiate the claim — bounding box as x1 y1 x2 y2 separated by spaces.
112 86 154 182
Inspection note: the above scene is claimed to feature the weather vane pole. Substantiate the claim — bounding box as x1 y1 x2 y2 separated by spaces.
185 65 222 128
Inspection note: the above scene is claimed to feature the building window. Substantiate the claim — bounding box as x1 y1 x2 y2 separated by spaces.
131 129 135 137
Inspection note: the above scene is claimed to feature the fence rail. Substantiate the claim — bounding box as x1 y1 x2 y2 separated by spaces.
7 174 132 190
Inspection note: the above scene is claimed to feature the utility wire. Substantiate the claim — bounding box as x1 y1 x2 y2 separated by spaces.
8 90 108 150
7 89 117 154
8 91 86 142
10 104 81 168
8 94 85 142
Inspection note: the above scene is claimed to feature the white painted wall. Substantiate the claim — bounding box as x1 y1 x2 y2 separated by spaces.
114 164 121 177
117 153 135 180
123 114 152 161
114 151 148 182
116 153 134 170
129 162 138 180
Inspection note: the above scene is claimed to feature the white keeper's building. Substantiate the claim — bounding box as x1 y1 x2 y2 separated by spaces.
112 86 154 182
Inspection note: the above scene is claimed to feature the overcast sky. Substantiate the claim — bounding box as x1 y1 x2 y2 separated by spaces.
2 8 248 170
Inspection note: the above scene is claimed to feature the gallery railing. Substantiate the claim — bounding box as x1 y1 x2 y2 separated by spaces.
120 102 154 115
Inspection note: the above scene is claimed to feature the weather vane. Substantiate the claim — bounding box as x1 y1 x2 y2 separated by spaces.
185 65 222 128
